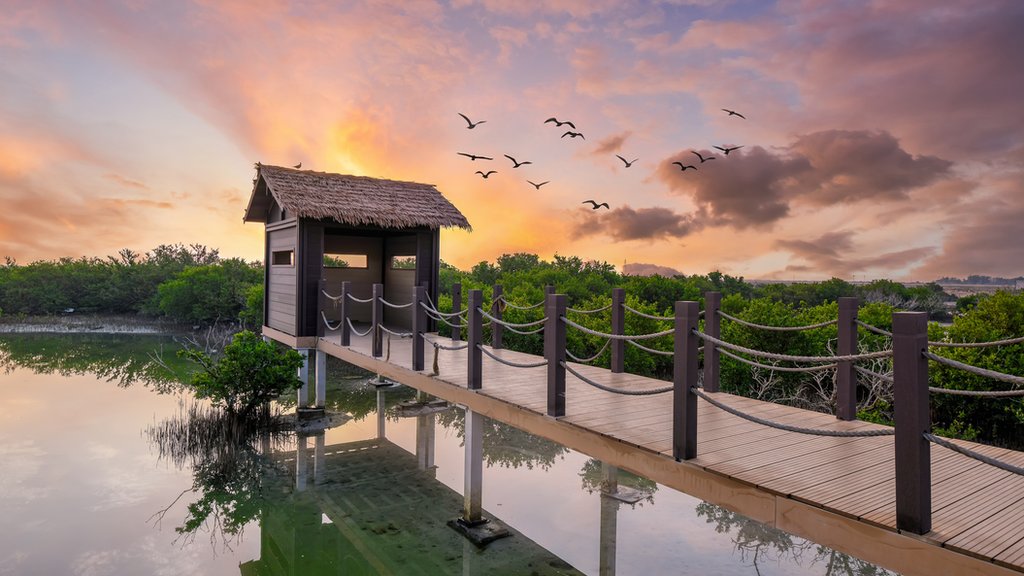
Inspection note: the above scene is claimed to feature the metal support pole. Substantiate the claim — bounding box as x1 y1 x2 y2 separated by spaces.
463 408 484 524
702 292 721 393
545 293 567 417
836 297 860 420
452 282 462 341
412 284 427 371
371 283 383 357
297 348 310 408
610 288 625 373
315 349 326 407
673 301 700 460
491 284 504 349
339 281 351 346
893 311 931 535
467 289 483 390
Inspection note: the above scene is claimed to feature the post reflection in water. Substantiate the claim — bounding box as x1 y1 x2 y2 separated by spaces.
599 462 618 576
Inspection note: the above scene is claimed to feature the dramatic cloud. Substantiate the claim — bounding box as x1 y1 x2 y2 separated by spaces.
623 262 682 277
571 205 702 241
775 230 935 278
592 131 631 155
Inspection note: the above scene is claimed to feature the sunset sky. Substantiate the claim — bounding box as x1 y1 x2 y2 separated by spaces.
1 1 1021 280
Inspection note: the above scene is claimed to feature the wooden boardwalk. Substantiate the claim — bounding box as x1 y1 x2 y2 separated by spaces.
311 330 1024 576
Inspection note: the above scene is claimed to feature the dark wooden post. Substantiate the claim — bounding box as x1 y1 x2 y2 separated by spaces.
339 281 351 346
702 292 721 393
371 283 383 358
545 284 556 298
673 301 700 461
412 283 427 371
317 278 326 338
836 297 860 420
492 284 504 349
545 293 567 417
893 311 931 535
452 282 462 341
467 289 483 390
610 288 625 373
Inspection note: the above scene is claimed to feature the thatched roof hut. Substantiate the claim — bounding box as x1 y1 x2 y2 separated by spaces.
244 164 470 230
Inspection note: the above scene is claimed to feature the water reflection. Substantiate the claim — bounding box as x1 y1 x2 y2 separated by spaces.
435 407 570 471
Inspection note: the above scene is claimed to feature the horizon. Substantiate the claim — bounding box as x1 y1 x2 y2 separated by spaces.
2 2 1022 281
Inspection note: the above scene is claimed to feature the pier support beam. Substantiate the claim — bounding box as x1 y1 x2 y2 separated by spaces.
314 349 326 407
296 348 310 408
702 292 721 392
610 288 625 374
673 301 700 461
545 293 567 417
893 311 931 535
449 408 508 546
836 297 859 420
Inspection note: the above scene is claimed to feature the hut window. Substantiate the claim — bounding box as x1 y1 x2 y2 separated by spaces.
272 250 294 266
391 255 416 270
324 253 368 268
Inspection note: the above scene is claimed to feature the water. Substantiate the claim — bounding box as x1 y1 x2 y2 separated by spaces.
0 333 892 575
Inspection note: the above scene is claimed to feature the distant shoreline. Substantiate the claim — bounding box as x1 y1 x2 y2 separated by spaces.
0 314 188 335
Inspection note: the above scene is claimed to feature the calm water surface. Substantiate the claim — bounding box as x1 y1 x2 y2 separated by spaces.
0 334 892 575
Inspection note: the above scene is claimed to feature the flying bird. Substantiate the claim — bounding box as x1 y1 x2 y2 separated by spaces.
616 155 638 168
691 150 716 163
527 180 550 190
544 117 576 129
475 170 497 179
293 162 302 169
504 154 532 168
458 112 486 129
457 152 493 161
672 161 697 171
721 108 746 119
582 200 610 210
713 145 743 155
562 131 585 139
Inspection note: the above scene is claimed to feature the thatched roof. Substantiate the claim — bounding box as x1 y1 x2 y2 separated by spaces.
244 164 471 230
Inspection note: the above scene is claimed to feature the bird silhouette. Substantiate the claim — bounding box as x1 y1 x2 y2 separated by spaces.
582 200 610 210
562 131 585 139
672 161 697 171
544 117 576 129
527 180 550 190
691 150 716 163
457 152 493 161
713 145 743 155
616 155 638 168
721 108 746 119
476 170 497 179
293 162 302 169
458 113 486 129
504 154 532 168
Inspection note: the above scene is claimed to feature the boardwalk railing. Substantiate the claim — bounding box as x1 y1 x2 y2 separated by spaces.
319 282 1024 536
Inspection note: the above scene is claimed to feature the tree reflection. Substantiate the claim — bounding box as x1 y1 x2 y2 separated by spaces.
696 503 895 575
578 459 657 504
146 403 292 548
435 409 569 470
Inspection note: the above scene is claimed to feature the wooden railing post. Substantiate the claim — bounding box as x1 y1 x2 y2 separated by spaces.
673 301 700 460
492 284 504 349
371 283 383 358
452 282 462 341
467 289 483 390
317 279 327 338
610 288 625 373
545 284 556 298
412 283 427 371
545 292 567 417
836 297 860 420
702 292 721 393
339 281 351 346
893 311 931 535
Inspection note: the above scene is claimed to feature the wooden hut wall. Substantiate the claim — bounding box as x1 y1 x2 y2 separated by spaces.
320 232 383 328
266 223 299 335
383 235 416 328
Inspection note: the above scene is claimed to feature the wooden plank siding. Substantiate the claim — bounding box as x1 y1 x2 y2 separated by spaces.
288 331 1024 576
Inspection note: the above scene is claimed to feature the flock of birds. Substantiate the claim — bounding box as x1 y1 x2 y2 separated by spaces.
455 109 746 211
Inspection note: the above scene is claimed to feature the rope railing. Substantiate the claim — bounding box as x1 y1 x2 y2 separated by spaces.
855 320 893 337
320 311 342 332
567 303 612 315
422 308 470 329
432 340 469 351
422 294 470 317
692 388 895 437
922 351 1024 387
854 365 893 383
718 347 838 373
622 304 673 321
625 339 674 356
477 307 547 329
566 339 611 363
693 330 892 363
924 433 1024 476
562 362 673 395
379 298 413 310
501 324 545 336
345 318 373 337
495 296 545 311
321 289 344 303
346 293 374 304
379 325 413 338
561 316 674 341
478 345 548 369
718 310 837 332
928 335 1024 348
